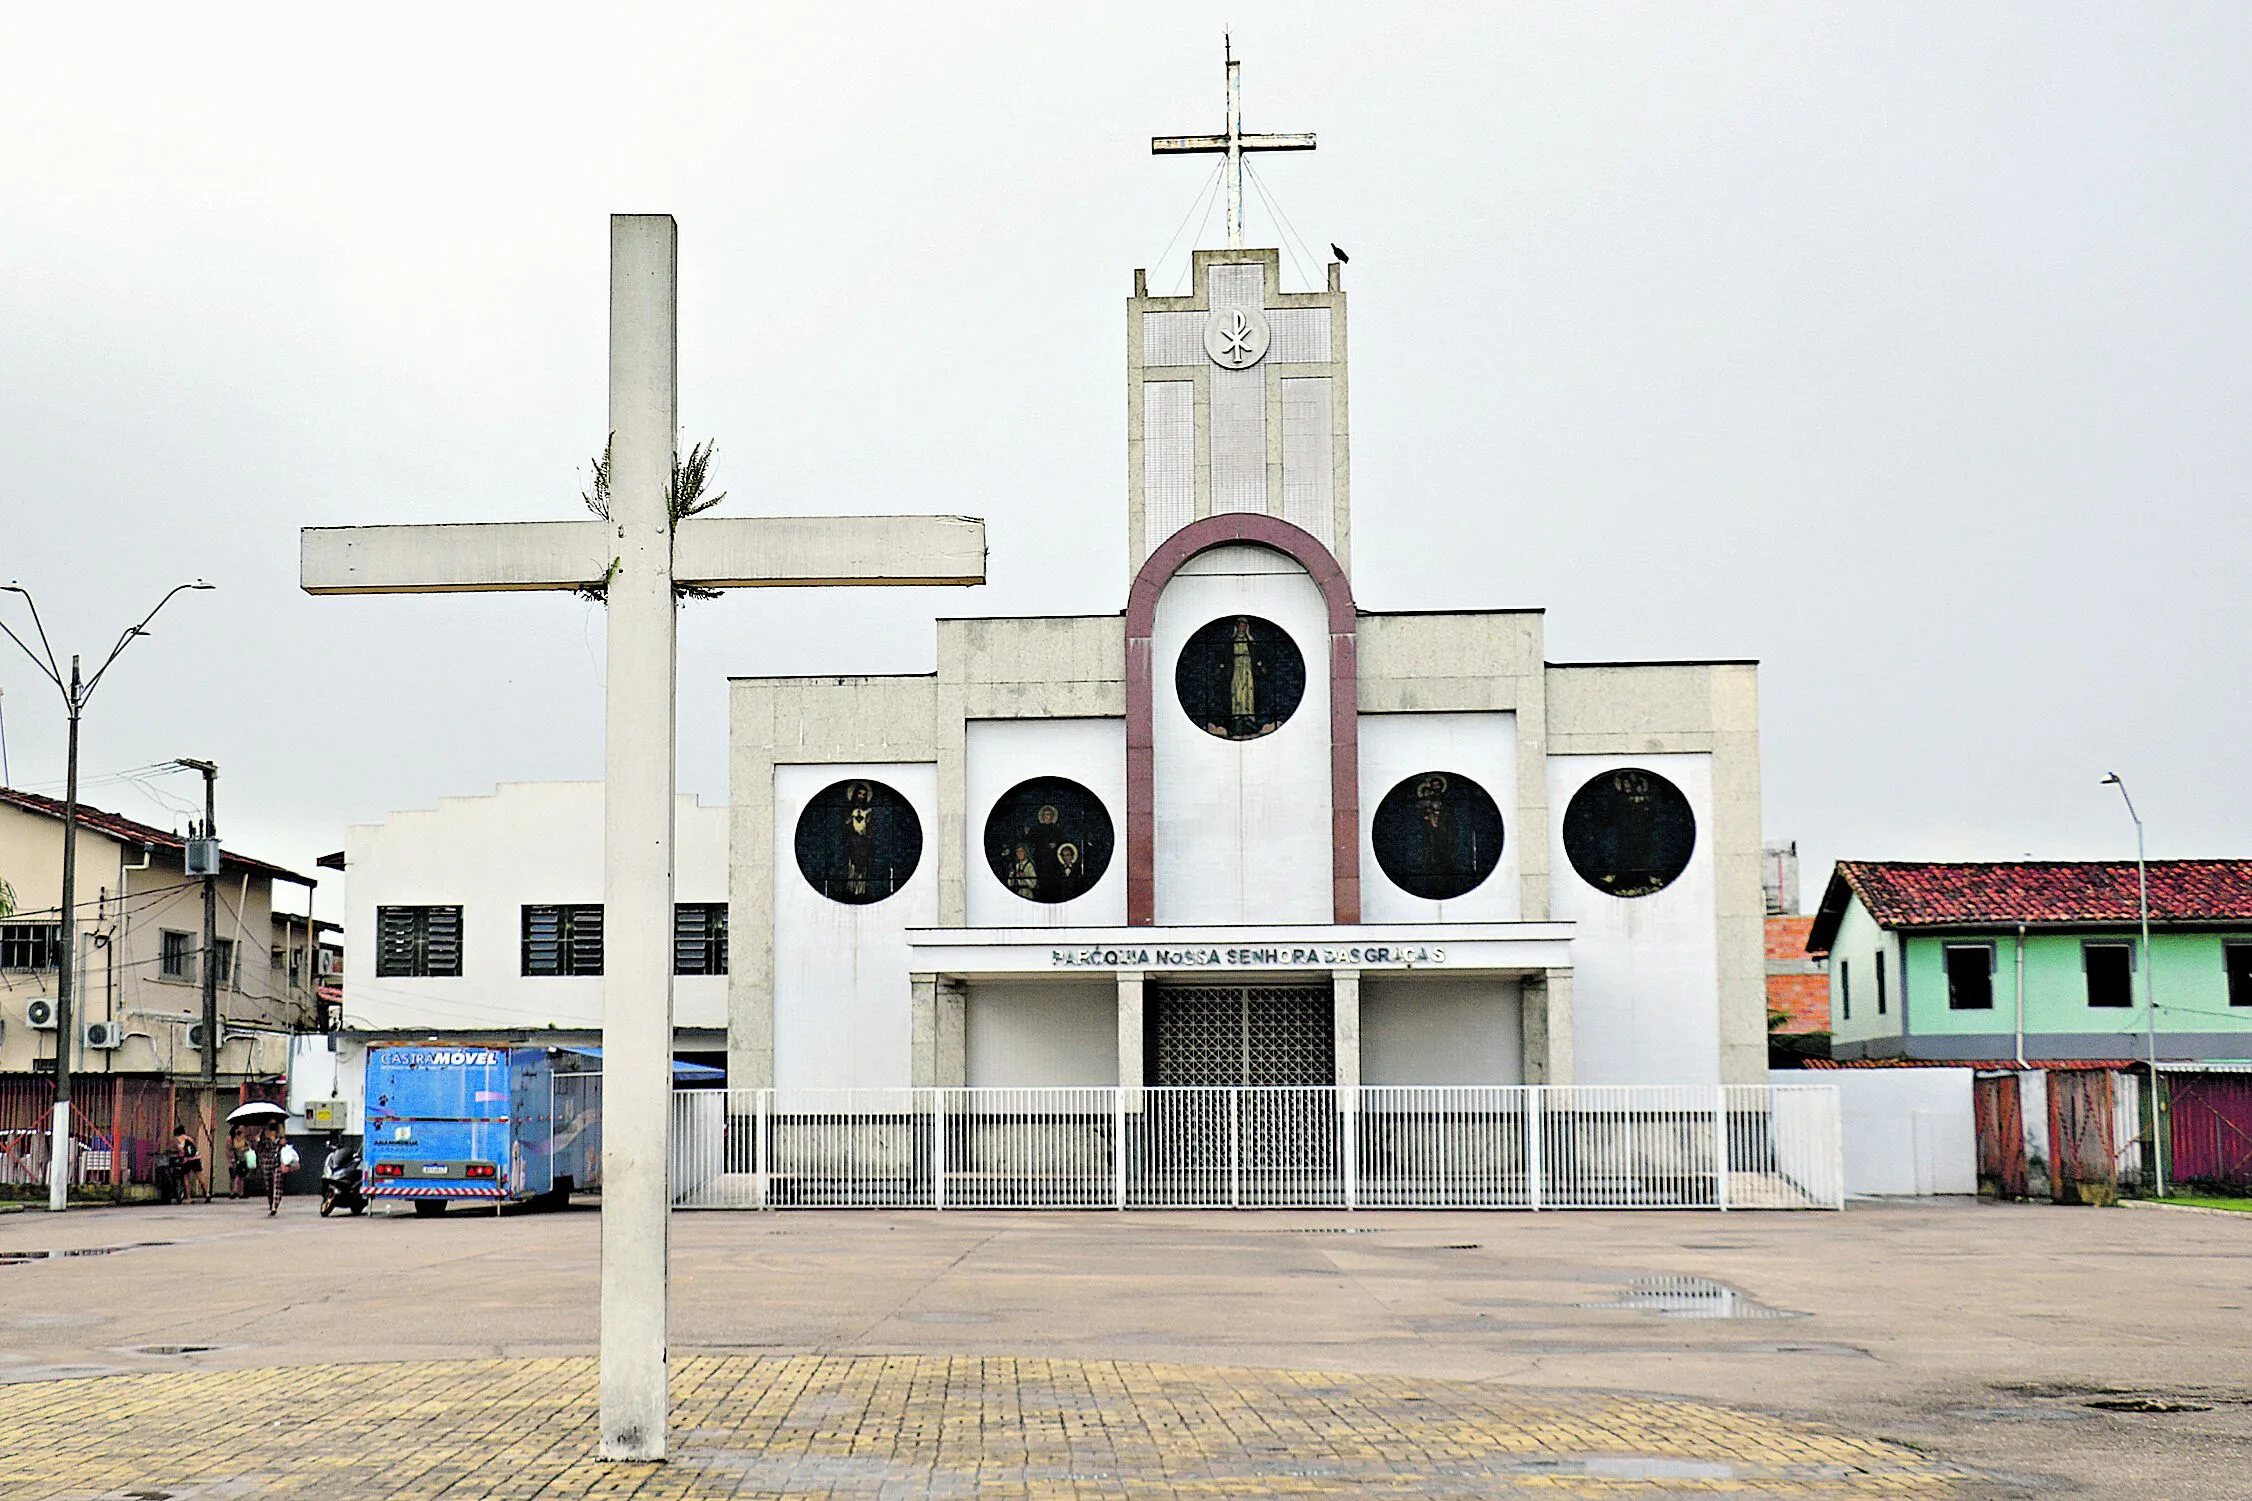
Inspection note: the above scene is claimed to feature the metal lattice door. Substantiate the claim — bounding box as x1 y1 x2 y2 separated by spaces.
1147 985 1334 1087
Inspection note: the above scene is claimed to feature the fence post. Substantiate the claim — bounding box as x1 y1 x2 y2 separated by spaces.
1713 1085 1731 1212
756 1089 771 1211
1112 1088 1127 1211
1342 1092 1357 1212
1829 1085 1847 1210
932 1089 946 1212
111 1074 125 1200
1525 1086 1544 1212
1228 1088 1241 1209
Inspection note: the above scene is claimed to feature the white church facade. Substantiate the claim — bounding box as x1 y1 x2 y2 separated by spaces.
729 245 1767 1098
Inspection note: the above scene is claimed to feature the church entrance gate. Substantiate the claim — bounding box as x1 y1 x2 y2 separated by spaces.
1140 983 1339 1204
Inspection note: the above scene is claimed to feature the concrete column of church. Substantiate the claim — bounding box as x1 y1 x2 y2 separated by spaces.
1525 968 1574 1086
1116 971 1145 1109
909 973 939 1088
1330 969 1361 1110
936 979 967 1088
1520 974 1548 1084
598 214 678 1464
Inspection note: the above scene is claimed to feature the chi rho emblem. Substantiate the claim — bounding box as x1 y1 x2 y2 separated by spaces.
1203 305 1270 369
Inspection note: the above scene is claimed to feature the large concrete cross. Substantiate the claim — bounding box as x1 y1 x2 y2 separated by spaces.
301 215 984 1461
1151 42 1314 249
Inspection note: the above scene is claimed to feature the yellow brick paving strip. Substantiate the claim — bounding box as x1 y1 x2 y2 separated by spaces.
0 1355 1975 1500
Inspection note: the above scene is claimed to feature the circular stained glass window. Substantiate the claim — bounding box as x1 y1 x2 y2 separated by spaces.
1562 767 1696 899
983 776 1115 905
1174 615 1306 741
1370 771 1506 901
794 778 923 905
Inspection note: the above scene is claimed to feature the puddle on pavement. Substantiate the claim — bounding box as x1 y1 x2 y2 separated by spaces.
1504 1456 1735 1480
129 1344 222 1357
1582 1275 1804 1320
1948 1405 2093 1423
2084 1395 2214 1413
0 1362 122 1383
0 1242 175 1264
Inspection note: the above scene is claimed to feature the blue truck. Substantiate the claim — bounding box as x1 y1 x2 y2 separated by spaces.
363 1045 601 1215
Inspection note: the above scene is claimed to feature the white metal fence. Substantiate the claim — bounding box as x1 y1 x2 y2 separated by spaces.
667 1084 1844 1211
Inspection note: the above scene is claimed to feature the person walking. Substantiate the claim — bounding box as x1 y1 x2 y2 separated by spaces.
171 1127 206 1203
258 1122 288 1216
226 1123 247 1199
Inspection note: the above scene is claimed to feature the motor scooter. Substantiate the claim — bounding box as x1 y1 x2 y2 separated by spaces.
319 1142 367 1217
153 1149 186 1205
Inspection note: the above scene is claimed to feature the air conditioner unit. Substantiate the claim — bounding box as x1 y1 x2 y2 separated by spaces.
26 998 57 1030
186 1020 228 1050
84 1021 124 1050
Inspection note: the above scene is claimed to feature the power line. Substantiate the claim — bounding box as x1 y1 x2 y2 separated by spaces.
1149 158 1225 296
1244 159 1324 291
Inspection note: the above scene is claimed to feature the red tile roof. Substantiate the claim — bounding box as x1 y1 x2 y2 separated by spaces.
1802 1058 2139 1071
1807 859 2252 955
0 786 312 886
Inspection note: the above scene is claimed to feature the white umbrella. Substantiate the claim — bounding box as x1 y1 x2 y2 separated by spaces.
226 1102 289 1123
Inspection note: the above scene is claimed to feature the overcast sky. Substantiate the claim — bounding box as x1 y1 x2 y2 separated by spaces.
2 5 2246 912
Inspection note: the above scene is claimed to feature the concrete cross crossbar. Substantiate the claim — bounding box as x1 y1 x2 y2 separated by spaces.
301 515 987 594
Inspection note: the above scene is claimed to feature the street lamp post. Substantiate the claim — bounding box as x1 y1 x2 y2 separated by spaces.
2101 772 2162 1198
0 581 214 1212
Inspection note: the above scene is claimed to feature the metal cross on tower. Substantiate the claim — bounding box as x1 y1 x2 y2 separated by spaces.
300 215 984 1461
1151 40 1316 249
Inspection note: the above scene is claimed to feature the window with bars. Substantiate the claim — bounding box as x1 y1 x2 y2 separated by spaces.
160 929 195 981
0 922 60 971
376 905 463 978
211 937 237 988
674 903 728 976
523 904 603 976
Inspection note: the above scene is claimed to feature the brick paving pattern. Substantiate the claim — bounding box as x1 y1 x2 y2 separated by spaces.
0 1354 1976 1499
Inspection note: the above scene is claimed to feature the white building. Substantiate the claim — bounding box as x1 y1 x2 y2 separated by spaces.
341 782 729 1062
726 242 1766 1096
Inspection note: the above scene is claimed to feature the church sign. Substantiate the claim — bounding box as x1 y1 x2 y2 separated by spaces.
1051 942 1447 970
903 924 1574 978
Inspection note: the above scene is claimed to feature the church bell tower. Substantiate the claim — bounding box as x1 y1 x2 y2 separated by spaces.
1128 52 1351 580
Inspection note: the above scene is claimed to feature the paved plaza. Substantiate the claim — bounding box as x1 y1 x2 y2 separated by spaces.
0 1198 2244 1498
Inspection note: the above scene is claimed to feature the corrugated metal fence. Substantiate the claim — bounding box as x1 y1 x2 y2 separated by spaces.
0 1075 283 1193
669 1084 1845 1212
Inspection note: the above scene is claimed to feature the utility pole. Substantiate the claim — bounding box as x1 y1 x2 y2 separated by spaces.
2102 772 2162 1198
175 759 219 1083
55 657 83 1204
0 579 213 1211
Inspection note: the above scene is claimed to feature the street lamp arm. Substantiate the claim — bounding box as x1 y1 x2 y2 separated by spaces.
80 581 214 698
0 590 67 696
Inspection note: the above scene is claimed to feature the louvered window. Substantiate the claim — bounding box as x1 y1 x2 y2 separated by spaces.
523 904 603 976
674 903 728 976
375 906 463 978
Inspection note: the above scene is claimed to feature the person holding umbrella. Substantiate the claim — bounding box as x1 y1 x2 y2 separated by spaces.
227 1102 293 1216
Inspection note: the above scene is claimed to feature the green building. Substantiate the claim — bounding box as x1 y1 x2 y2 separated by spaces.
1807 861 2252 1063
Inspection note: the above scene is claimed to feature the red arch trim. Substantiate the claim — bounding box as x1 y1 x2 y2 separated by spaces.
1124 514 1359 926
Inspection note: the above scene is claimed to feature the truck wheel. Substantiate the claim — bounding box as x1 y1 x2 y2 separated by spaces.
413 1200 445 1218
